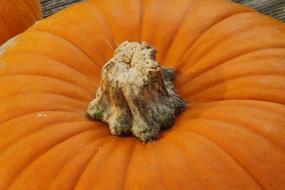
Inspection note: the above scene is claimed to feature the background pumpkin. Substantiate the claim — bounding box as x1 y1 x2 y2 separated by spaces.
0 0 42 45
0 0 285 189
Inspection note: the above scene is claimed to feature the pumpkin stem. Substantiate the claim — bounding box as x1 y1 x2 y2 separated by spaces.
87 41 186 142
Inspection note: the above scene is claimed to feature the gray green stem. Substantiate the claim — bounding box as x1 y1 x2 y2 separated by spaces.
87 41 186 142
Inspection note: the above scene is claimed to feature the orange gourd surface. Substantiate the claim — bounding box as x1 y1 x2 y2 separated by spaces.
0 0 42 45
0 0 284 189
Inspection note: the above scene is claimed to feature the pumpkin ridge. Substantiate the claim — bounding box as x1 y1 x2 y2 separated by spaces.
0 74 92 98
171 129 266 190
0 93 86 123
0 121 99 155
120 143 137 190
19 0 37 21
0 71 96 93
183 74 285 98
1 52 100 80
187 99 285 115
0 113 87 150
89 1 118 47
0 126 96 189
34 132 108 190
178 12 269 71
181 129 266 190
0 90 89 104
159 2 191 64
183 117 285 154
73 139 118 189
21 0 42 19
176 10 253 70
5 129 103 190
151 144 169 190
177 43 285 86
178 48 285 94
0 111 85 137
33 29 101 68
0 53 97 89
182 104 285 150
49 137 110 190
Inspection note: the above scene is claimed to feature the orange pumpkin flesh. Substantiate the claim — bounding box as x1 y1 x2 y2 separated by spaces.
0 0 42 45
0 0 285 190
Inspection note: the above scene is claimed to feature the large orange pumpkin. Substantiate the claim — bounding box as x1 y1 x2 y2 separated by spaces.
0 0 42 45
0 0 284 189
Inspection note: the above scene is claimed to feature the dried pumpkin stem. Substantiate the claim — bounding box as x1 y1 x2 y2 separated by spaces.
87 41 186 142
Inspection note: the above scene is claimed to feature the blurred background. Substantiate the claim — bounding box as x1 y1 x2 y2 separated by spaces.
40 0 285 21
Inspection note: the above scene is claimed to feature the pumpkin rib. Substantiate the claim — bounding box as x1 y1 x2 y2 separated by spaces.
73 139 119 190
10 132 108 190
123 142 169 190
1 109 83 126
21 0 42 19
0 110 83 130
0 75 93 101
159 3 191 64
70 139 114 190
151 144 171 190
182 129 266 190
0 91 88 106
183 117 284 154
0 53 97 90
178 48 285 95
187 75 285 104
166 130 264 190
0 126 97 189
87 140 138 190
88 1 118 47
0 112 87 150
0 93 86 124
19 0 37 21
178 12 284 72
120 142 136 190
183 103 285 150
1 52 99 81
177 47 285 88
0 121 97 154
0 73 95 94
180 119 285 190
198 114 285 151
6 31 101 77
32 29 101 68
176 10 253 70
154 137 229 190
184 74 285 98
0 73 93 96
0 74 92 97
49 137 110 190
177 46 285 86
6 129 106 190
188 99 285 116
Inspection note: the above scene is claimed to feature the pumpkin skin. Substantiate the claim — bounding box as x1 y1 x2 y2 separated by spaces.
0 0 42 45
0 0 285 189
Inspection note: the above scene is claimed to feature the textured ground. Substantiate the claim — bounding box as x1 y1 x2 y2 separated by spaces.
40 0 285 21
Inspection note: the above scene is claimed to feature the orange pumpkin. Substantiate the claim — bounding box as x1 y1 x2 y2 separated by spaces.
0 0 42 45
0 0 284 189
